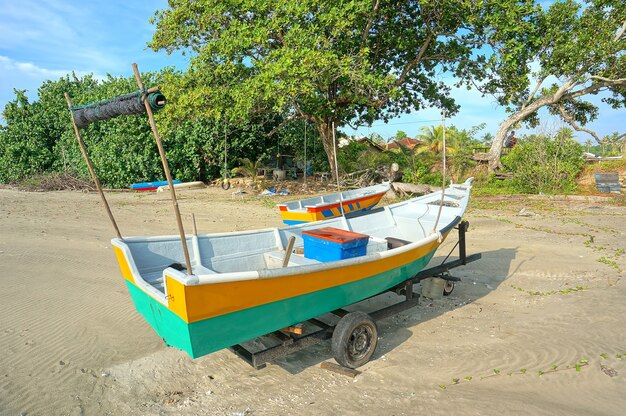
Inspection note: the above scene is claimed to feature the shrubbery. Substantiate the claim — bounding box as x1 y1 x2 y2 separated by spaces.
0 73 308 188
0 73 588 194
501 133 584 194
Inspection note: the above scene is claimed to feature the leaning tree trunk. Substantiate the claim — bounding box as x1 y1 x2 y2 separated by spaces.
488 113 524 172
489 94 573 172
487 83 575 172
317 121 340 181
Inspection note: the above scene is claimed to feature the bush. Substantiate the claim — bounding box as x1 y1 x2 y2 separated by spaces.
501 134 584 194
0 73 282 188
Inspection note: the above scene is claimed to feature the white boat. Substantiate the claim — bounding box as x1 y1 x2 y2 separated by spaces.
111 178 474 359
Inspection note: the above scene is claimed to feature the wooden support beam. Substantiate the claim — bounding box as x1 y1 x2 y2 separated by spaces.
132 63 193 275
64 93 122 239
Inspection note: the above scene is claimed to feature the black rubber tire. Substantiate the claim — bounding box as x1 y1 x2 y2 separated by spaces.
443 281 455 296
221 179 231 190
331 311 378 369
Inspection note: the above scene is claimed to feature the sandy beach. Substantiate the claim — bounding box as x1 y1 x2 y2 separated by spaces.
1 187 625 415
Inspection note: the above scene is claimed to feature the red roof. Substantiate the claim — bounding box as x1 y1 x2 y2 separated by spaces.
387 137 423 150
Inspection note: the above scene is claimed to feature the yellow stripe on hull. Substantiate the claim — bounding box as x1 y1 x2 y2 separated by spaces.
116 238 440 324
114 246 135 285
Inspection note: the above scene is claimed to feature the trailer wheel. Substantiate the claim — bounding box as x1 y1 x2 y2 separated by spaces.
331 312 378 369
443 281 455 296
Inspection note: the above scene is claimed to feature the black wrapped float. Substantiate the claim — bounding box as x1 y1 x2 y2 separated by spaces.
70 91 166 128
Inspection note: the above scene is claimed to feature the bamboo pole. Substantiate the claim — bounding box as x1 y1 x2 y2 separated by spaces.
331 122 345 216
132 63 193 275
64 93 122 239
303 121 307 189
432 110 447 234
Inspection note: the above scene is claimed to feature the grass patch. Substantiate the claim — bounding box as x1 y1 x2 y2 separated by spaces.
510 284 587 297
438 358 592 389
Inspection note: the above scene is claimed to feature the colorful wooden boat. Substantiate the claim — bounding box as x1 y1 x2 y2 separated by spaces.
277 182 391 225
130 180 181 191
111 178 473 358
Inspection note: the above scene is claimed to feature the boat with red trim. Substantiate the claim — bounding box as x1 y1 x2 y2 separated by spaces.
277 182 390 224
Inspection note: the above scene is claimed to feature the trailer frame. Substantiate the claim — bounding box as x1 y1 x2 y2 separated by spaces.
229 220 480 369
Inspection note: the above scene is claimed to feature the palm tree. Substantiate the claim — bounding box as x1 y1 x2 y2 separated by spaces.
231 158 263 183
607 132 620 155
584 139 593 153
415 125 456 154
556 127 574 141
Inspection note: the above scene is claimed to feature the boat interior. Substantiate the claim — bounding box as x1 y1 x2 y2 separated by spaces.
116 186 470 294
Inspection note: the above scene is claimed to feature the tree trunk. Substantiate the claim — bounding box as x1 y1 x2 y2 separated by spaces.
487 83 575 172
488 113 524 172
317 121 339 181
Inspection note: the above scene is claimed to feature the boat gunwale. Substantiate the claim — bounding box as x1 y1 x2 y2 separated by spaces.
301 189 388 212
111 221 444 288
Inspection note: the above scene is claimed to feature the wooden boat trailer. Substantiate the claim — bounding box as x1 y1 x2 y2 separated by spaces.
229 220 481 370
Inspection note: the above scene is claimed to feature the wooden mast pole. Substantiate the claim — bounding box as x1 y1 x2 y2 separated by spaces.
64 92 122 239
131 63 193 275
432 110 447 234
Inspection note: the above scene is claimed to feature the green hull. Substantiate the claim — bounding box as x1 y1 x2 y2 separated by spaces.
125 248 437 358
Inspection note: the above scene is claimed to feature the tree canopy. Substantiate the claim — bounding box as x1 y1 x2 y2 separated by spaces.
475 0 626 170
149 0 537 179
415 125 457 154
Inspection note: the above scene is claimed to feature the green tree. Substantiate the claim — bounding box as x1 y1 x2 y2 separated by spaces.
600 131 624 156
0 75 103 183
231 157 264 183
478 0 626 170
394 130 409 141
149 0 534 180
415 125 457 155
555 127 574 141
481 132 494 146
0 71 281 187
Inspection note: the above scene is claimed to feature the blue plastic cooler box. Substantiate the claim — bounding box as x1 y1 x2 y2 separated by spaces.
301 227 369 262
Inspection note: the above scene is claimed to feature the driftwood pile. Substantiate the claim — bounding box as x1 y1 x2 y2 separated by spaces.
340 165 400 188
14 173 95 192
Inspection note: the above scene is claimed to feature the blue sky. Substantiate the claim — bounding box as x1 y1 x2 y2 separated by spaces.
1 0 623 143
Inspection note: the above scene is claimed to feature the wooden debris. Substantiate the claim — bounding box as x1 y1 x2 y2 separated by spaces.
391 182 440 196
494 172 513 180
281 325 303 335
320 361 361 377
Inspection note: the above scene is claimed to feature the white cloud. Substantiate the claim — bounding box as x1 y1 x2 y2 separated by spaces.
0 55 107 118
0 56 69 79
0 0 160 73
0 0 184 117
